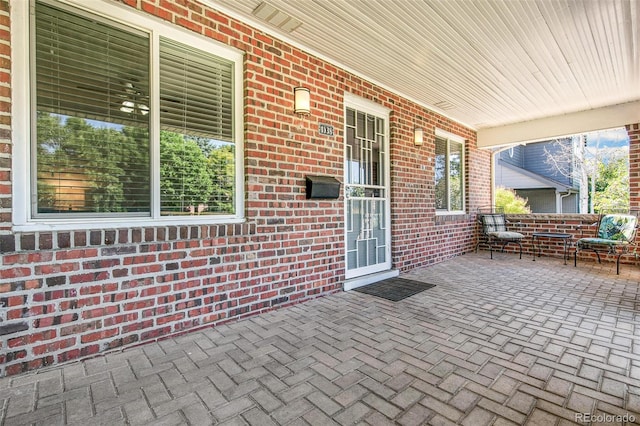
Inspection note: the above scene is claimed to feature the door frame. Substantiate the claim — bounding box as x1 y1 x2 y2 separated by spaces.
343 92 392 280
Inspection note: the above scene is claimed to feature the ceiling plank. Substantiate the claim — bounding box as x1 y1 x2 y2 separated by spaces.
206 0 640 131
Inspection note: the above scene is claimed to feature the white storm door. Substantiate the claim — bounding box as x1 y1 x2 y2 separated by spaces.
344 97 391 279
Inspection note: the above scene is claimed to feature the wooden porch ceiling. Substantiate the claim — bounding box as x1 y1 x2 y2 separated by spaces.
206 0 639 147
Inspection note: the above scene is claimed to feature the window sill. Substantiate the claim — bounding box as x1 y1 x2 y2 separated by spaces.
13 216 246 233
3 217 254 253
435 210 466 216
435 211 471 224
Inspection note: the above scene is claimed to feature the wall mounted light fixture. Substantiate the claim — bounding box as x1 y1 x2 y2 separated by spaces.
294 87 310 116
414 127 424 146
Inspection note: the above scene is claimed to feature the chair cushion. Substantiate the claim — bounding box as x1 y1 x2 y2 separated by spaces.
597 214 637 242
488 231 523 240
578 237 630 247
481 214 507 233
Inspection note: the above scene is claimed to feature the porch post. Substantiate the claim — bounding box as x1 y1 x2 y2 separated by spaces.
627 123 640 211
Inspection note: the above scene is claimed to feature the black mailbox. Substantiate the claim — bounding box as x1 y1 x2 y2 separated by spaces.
305 175 341 199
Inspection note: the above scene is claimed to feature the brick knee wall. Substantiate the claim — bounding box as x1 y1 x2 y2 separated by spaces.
0 0 490 376
0 222 348 375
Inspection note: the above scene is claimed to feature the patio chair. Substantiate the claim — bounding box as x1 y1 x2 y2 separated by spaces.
574 211 639 274
475 207 524 259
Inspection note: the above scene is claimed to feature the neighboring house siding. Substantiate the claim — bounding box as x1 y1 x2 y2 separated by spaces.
522 140 573 187
498 145 524 168
562 194 579 213
496 138 578 213
517 189 556 213
494 161 545 189
515 190 578 213
0 0 489 376
498 139 575 188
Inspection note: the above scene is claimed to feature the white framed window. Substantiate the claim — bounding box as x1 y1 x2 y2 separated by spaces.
13 0 244 230
435 129 465 214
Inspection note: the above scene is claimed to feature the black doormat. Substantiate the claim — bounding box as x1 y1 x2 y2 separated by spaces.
354 278 436 302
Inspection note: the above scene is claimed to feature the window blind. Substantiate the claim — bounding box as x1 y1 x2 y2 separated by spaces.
159 38 236 215
34 2 151 215
159 38 234 142
35 2 150 126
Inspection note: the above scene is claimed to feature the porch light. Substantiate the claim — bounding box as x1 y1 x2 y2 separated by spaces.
414 127 424 146
294 87 310 116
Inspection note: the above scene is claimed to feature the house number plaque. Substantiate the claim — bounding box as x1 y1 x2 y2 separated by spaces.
318 123 335 137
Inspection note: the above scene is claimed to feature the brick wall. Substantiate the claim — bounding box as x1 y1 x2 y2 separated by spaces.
0 0 490 376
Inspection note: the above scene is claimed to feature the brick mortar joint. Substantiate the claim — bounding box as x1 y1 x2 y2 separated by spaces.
1 221 259 254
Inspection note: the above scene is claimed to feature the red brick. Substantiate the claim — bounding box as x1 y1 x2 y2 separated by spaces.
56 249 99 260
69 271 110 284
32 337 75 356
0 267 31 279
141 1 173 21
122 320 154 333
81 328 119 343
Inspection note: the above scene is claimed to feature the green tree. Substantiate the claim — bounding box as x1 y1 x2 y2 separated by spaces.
119 125 150 212
36 113 149 213
160 131 214 213
495 187 531 213
66 117 126 212
36 114 235 216
36 113 67 210
593 157 629 213
206 144 235 213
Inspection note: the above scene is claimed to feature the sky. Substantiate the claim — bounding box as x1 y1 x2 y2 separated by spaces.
585 127 629 148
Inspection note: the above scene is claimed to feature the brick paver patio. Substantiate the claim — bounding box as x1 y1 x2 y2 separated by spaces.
1 252 639 425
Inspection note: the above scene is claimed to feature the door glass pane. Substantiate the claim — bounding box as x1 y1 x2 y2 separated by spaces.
356 111 366 139
377 134 385 187
373 199 386 263
366 114 375 141
346 108 355 127
345 112 382 187
369 136 380 187
450 141 463 211
346 198 386 271
346 127 356 184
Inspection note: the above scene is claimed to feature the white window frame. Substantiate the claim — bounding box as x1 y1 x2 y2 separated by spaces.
12 0 245 231
435 128 466 215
